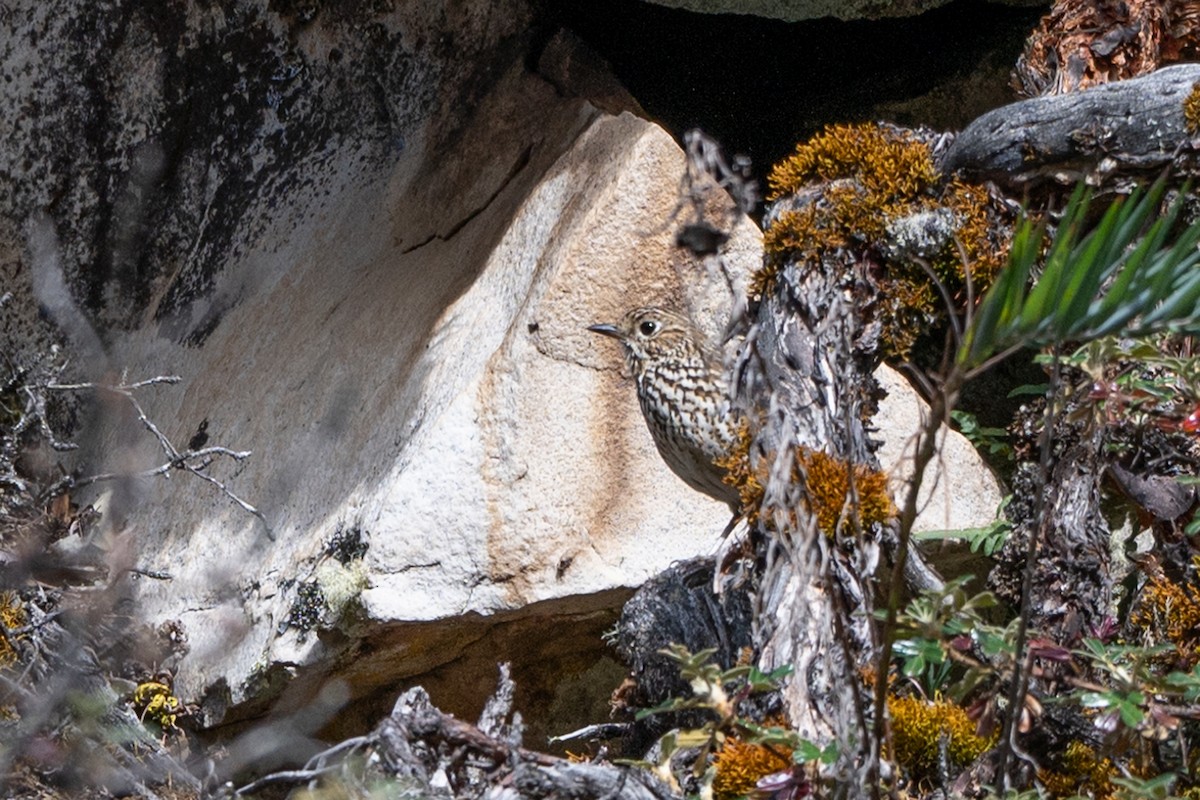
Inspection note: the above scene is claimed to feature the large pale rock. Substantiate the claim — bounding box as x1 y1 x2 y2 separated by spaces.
2 0 1004 733
105 113 757 723
0 0 740 725
876 366 1005 534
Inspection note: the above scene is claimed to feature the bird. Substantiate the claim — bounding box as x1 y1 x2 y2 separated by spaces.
588 306 741 511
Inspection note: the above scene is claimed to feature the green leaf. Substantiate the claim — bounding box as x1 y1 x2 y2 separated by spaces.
961 214 1041 364
794 739 824 764
960 178 1200 367
1007 383 1049 397
1027 190 1114 337
1111 772 1177 799
676 729 716 748
1117 692 1146 728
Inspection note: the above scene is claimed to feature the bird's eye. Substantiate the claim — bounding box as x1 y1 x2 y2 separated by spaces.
638 320 659 337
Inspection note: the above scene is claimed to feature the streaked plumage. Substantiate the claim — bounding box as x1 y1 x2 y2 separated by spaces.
589 307 739 510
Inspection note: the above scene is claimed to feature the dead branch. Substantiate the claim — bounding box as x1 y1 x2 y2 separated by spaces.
233 672 676 800
943 63 1200 188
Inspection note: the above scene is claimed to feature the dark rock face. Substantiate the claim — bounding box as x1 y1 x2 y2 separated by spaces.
1 0 532 353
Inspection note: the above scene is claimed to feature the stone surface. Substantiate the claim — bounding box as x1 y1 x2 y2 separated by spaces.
103 108 756 724
0 0 735 724
635 0 1046 22
875 366 1005 534
2 0 1005 733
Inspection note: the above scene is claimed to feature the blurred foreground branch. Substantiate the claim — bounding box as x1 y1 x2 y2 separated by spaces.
232 665 677 800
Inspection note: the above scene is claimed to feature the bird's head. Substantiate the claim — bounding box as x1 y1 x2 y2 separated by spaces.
587 306 695 367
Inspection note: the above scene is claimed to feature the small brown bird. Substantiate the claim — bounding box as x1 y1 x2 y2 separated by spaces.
588 306 740 511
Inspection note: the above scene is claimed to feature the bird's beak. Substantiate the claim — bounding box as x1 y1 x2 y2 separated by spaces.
587 323 621 339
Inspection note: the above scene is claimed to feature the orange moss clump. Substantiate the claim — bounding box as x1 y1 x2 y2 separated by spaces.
1130 570 1200 663
767 123 938 202
717 425 894 538
797 447 894 538
712 735 794 800
1186 82 1200 135
1037 740 1117 799
887 696 994 777
758 123 1012 359
939 179 1008 287
715 422 765 524
757 124 940 302
0 593 26 669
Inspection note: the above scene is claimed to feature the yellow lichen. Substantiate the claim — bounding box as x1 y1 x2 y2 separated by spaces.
887 695 994 777
1037 740 1117 799
711 735 794 800
1186 82 1200 135
132 680 182 733
0 593 26 669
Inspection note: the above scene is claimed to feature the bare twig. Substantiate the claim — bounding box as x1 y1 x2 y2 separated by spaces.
682 128 759 216
870 366 962 798
234 764 345 796
128 567 173 581
36 375 269 533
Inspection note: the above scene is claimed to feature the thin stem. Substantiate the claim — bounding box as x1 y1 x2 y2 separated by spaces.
995 346 1061 790
871 365 963 797
911 256 963 352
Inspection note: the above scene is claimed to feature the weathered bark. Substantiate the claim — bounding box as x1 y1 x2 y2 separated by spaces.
496 762 678 800
244 677 679 800
377 683 678 800
736 258 885 785
1034 433 1112 642
1012 0 1199 98
992 427 1111 645
942 63 1200 188
612 558 757 757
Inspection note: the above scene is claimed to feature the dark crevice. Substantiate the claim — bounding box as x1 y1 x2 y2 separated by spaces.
399 143 534 254
551 0 1045 179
